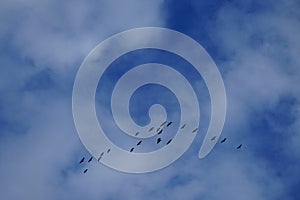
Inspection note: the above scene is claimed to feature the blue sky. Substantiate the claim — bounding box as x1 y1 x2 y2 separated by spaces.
0 0 299 199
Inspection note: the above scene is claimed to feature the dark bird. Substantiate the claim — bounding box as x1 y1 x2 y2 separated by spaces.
83 169 88 174
97 152 104 161
107 148 111 153
237 144 242 149
137 140 142 146
192 128 198 133
135 132 139 136
88 157 93 162
180 124 186 129
149 127 154 132
166 122 172 127
156 128 161 132
160 121 167 127
220 138 227 143
79 157 84 164
166 139 172 145
130 147 134 152
157 138 162 144
157 129 163 135
211 136 216 141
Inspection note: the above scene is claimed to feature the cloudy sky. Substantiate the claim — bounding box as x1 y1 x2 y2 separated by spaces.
0 0 299 199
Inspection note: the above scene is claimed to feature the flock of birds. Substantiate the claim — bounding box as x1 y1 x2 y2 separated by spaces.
78 121 243 174
130 121 173 153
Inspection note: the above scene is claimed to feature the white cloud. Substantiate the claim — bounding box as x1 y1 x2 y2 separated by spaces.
0 0 299 199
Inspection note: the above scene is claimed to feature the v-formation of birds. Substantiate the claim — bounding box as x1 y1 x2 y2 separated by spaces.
79 121 242 174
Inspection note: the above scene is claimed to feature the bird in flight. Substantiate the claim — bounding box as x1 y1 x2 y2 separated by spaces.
79 157 84 164
157 129 163 135
107 149 111 153
166 122 172 127
180 124 186 129
97 153 104 161
237 144 242 149
211 136 216 141
135 132 139 136
160 121 167 127
83 169 88 174
192 128 198 133
137 140 142 146
130 147 134 152
149 127 154 132
157 138 162 144
220 138 227 143
88 157 93 162
166 139 172 145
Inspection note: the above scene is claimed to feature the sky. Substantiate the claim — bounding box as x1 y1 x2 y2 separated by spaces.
0 0 299 199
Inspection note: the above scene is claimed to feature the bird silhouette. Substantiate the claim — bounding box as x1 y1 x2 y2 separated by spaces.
137 140 142 146
149 127 154 132
88 157 93 162
220 138 227 143
211 136 216 141
180 124 186 129
79 157 84 164
192 128 198 133
237 144 242 149
160 121 167 127
135 132 139 136
166 139 172 145
107 149 111 153
130 147 134 152
166 122 172 127
83 169 88 174
157 138 162 144
97 152 104 161
157 129 163 135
